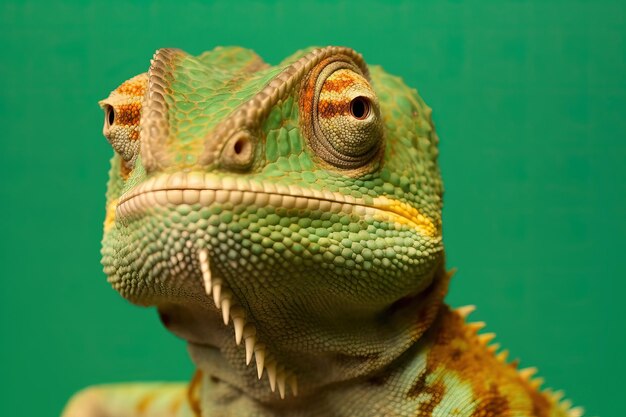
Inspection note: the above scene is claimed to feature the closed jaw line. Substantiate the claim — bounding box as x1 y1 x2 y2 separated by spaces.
115 172 438 237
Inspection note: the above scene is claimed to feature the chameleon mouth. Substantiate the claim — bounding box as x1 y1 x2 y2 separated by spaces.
113 172 438 398
115 172 438 237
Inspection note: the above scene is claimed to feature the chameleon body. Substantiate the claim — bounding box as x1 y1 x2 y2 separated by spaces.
63 46 582 417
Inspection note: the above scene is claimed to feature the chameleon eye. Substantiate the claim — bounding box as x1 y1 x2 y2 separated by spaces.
350 96 371 120
300 60 383 170
105 104 116 126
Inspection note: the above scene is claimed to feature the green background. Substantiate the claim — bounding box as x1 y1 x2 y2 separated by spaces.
1 1 623 416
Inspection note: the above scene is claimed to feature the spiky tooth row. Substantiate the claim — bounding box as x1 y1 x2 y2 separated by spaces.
454 305 585 416
198 249 297 399
544 389 585 417
455 304 476 319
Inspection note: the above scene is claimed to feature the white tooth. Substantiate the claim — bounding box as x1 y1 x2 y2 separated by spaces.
233 316 245 345
199 249 208 266
243 325 257 365
245 335 256 365
254 344 266 379
220 290 232 324
202 270 212 292
199 190 215 206
289 376 298 397
167 189 184 205
212 279 223 307
182 189 199 204
221 297 231 324
277 371 286 399
231 306 245 342
267 361 277 392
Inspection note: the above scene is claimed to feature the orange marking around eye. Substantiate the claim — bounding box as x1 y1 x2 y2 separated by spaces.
321 72 362 93
115 102 142 126
318 98 351 118
318 69 372 119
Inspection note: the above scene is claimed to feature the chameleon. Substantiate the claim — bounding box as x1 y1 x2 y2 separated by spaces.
62 46 584 417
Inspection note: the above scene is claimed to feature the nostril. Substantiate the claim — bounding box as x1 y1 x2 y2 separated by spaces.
158 311 171 327
233 137 249 155
221 131 256 171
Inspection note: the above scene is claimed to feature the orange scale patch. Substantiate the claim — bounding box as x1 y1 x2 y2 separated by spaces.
322 76 358 93
116 79 147 97
412 307 555 416
322 69 369 93
115 102 142 126
317 98 351 118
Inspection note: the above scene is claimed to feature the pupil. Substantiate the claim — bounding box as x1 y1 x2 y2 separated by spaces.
107 105 115 125
350 97 369 119
233 139 245 154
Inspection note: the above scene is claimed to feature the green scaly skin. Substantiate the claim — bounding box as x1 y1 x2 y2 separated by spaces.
62 46 583 417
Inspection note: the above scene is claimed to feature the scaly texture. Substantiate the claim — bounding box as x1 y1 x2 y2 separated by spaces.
62 46 583 417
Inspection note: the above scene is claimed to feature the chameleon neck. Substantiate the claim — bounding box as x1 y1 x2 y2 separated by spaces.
188 266 451 415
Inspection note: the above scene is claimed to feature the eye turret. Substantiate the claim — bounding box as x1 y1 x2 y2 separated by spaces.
98 73 148 176
300 59 383 171
104 104 115 126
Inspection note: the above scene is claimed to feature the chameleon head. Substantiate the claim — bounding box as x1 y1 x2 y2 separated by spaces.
99 46 445 400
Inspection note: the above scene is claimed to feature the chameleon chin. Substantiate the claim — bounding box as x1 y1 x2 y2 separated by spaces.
63 46 583 417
